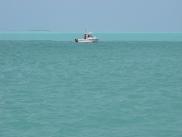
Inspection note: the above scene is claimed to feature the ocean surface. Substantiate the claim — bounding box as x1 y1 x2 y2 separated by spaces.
0 32 182 41
0 33 182 137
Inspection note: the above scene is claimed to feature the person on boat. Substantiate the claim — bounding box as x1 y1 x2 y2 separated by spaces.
84 34 87 39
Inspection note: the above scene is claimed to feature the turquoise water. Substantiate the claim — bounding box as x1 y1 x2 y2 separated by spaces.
0 40 182 137
0 32 182 41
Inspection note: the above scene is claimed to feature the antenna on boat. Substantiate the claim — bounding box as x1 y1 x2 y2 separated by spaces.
84 28 87 33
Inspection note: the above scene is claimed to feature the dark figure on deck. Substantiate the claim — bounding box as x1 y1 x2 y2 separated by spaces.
84 34 87 39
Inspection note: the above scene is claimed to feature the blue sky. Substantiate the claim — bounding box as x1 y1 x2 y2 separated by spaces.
0 0 182 32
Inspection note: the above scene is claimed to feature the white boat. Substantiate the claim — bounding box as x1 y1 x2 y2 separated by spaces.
75 32 98 43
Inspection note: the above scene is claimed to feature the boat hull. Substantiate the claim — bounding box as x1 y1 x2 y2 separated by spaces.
75 38 98 43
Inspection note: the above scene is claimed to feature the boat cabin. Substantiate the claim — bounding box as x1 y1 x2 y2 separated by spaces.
84 33 93 39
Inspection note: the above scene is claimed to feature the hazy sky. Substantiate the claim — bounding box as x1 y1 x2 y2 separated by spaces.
0 0 182 32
